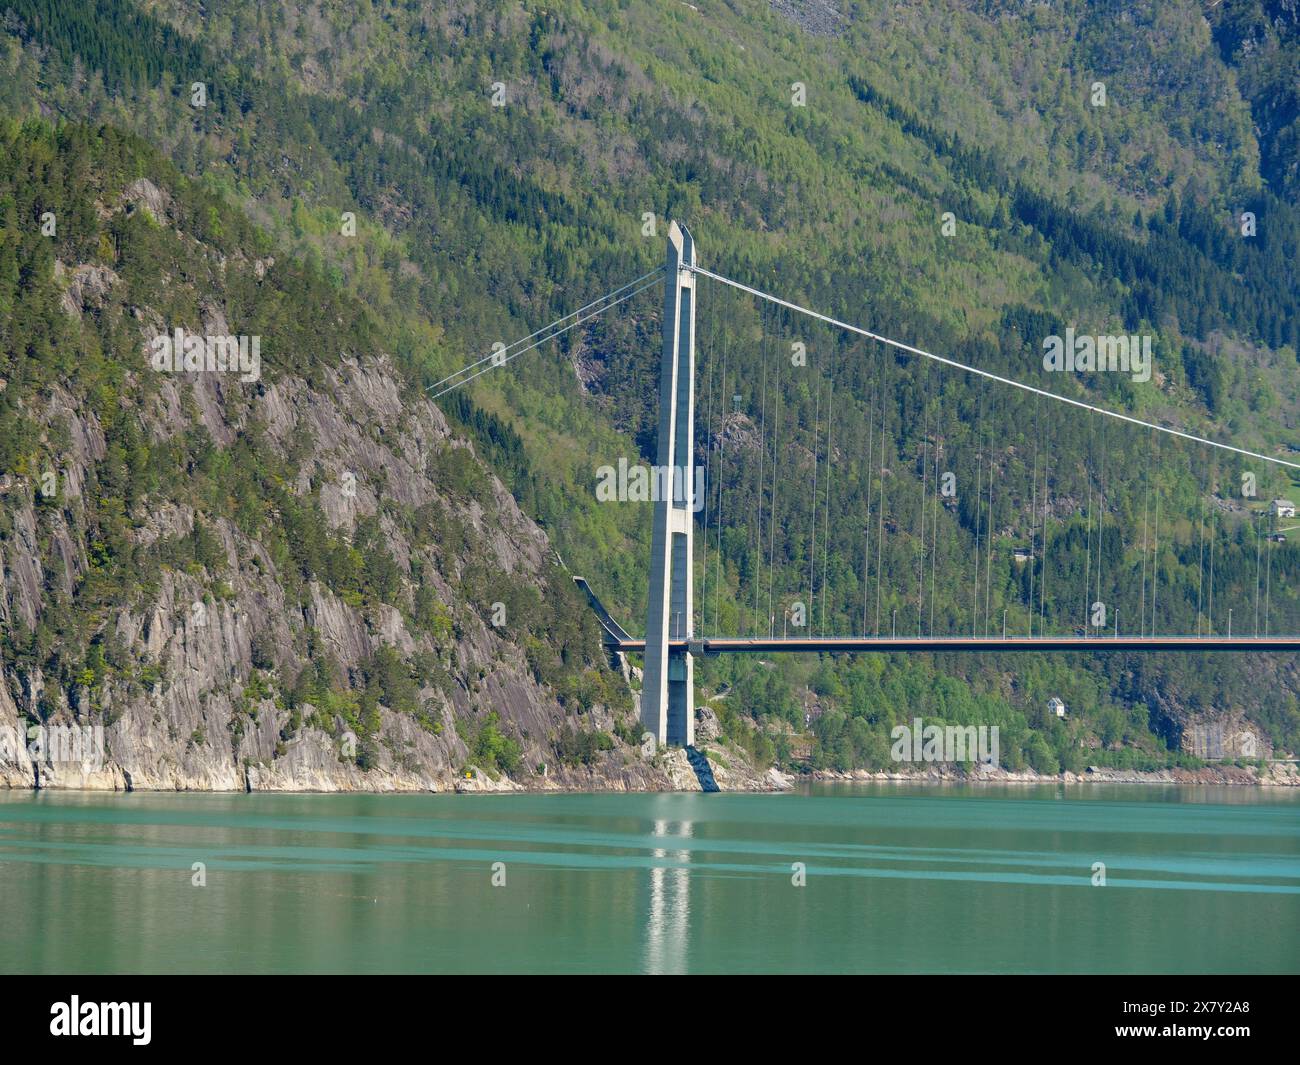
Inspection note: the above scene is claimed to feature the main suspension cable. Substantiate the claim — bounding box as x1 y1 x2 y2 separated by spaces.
690 265 1300 471
430 269 663 399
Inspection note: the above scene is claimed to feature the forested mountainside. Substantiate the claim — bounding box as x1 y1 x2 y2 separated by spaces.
1 0 1298 784
1206 0 1300 201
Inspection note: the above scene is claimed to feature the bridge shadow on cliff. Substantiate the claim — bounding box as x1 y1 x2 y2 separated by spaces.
685 746 719 792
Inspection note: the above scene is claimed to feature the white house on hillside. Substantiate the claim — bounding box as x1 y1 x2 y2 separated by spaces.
1047 697 1066 718
1271 499 1296 518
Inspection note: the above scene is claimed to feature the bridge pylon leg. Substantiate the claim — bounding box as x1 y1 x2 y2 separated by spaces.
642 222 696 749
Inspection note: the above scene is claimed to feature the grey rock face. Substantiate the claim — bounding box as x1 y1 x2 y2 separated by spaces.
0 334 775 792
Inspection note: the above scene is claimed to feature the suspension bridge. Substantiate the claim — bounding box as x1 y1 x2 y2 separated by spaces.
432 222 1300 748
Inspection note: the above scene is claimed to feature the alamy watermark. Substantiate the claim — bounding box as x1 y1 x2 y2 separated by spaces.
1042 328 1151 383
50 997 150 1045
890 717 999 765
595 459 705 512
0 724 106 769
148 327 261 382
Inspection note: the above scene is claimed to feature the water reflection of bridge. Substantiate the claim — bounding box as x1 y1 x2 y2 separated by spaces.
643 817 691 975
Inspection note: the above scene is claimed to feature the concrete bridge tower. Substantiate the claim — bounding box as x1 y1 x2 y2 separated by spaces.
642 222 696 748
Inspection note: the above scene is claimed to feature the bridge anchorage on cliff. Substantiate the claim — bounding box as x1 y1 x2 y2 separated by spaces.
435 222 1300 748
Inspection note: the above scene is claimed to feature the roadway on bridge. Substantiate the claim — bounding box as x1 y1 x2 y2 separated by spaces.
609 636 1300 654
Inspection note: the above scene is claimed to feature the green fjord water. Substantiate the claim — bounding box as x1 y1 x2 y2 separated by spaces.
0 784 1296 974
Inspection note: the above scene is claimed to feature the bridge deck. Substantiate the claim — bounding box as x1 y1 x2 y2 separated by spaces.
608 636 1300 654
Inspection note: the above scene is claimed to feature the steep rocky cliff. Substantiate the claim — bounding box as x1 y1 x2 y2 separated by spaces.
0 122 770 792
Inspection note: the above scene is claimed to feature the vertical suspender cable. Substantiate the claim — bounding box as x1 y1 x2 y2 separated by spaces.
1254 511 1263 635
753 306 769 635
1151 433 1161 636
1028 392 1040 637
1040 427 1050 636
1140 427 1151 637
972 392 984 638
1197 463 1207 636
1083 417 1094 636
809 371 820 629
1265 518 1274 636
874 345 887 636
863 342 877 637
767 311 782 637
985 399 995 636
930 403 941 636
917 355 930 635
823 356 834 635
1201 465 1211 631
1097 412 1107 634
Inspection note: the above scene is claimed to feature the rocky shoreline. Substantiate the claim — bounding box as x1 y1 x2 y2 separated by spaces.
0 730 794 795
4 743 1296 794
808 761 1300 788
